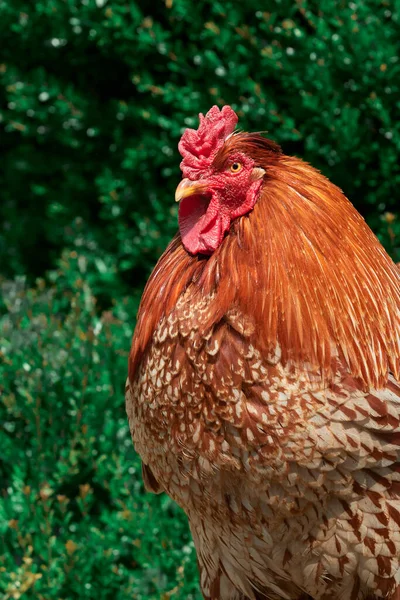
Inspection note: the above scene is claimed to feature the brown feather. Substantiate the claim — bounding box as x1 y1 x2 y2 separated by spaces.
130 136 399 390
127 134 400 600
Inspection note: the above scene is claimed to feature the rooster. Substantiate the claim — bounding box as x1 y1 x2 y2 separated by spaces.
126 106 400 600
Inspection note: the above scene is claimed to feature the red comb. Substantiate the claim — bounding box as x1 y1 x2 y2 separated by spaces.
178 105 238 179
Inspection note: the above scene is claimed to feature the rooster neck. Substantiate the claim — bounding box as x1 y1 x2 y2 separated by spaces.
130 157 400 389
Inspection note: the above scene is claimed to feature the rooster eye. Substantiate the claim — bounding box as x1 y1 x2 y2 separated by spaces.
230 162 242 173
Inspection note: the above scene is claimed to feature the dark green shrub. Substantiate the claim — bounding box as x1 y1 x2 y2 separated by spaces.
1 0 399 303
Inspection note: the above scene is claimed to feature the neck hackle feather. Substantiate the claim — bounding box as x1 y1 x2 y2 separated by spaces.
130 134 400 391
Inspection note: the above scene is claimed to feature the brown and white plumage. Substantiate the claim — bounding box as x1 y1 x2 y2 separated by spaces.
126 106 400 600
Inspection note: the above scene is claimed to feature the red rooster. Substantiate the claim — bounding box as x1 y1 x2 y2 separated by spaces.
126 106 400 600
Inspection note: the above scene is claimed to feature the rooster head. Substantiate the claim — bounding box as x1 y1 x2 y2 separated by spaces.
176 105 280 255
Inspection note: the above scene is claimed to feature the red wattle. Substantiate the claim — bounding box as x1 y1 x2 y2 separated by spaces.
179 196 225 255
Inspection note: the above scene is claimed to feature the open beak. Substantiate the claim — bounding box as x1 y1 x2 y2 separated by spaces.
175 178 210 203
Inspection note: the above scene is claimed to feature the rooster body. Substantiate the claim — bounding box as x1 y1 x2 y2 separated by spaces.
126 107 400 600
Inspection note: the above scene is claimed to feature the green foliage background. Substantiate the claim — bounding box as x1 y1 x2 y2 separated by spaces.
0 0 399 598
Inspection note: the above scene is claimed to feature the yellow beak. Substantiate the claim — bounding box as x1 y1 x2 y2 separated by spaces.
175 178 209 203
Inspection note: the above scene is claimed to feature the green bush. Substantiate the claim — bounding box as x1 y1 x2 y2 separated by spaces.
0 258 200 599
1 1 400 598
